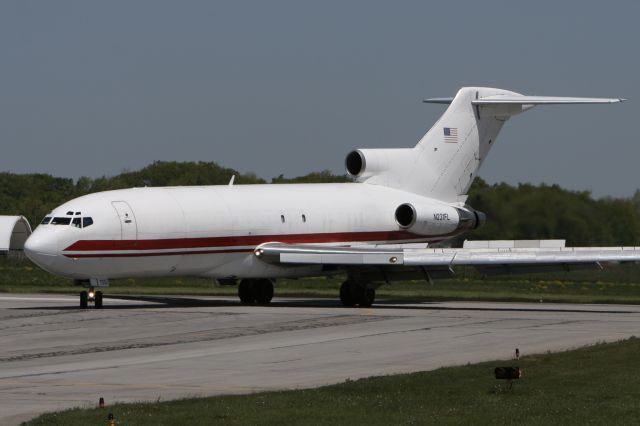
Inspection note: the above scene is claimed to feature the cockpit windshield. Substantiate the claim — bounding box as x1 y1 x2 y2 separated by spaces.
47 215 94 228
51 217 71 225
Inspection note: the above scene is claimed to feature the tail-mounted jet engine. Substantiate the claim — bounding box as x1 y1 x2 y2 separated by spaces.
394 202 486 236
345 148 414 181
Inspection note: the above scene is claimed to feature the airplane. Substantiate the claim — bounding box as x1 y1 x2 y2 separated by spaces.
23 86 640 308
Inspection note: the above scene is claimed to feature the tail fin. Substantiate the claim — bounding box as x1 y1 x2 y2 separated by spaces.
356 87 624 202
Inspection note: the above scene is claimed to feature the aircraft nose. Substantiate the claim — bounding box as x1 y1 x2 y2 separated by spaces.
24 231 59 267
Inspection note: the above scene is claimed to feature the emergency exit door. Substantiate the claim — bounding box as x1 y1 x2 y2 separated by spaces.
111 201 138 240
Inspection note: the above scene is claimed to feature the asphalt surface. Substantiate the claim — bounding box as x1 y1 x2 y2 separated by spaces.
1 293 639 425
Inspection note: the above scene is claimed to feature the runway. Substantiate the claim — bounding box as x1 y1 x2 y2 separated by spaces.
1 294 639 425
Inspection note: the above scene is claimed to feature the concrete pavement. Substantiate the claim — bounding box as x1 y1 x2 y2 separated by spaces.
1 293 638 425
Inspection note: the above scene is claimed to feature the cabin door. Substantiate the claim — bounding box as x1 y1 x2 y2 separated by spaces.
111 201 138 240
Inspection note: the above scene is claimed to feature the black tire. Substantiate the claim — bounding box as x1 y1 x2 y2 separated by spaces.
95 291 103 309
339 281 357 307
238 279 255 304
254 279 274 304
356 287 375 308
80 291 88 309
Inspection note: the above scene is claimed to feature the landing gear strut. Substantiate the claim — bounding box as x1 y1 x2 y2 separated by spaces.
79 288 103 309
340 280 375 307
238 279 274 305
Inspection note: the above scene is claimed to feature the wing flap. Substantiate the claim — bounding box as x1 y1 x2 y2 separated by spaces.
256 244 404 265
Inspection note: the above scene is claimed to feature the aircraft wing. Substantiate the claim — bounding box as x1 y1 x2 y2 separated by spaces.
255 241 640 278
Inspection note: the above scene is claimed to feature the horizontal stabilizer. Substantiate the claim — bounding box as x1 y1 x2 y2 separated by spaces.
472 95 625 105
423 95 625 106
422 97 454 104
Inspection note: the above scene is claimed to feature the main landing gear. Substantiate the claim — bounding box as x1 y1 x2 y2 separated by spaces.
233 278 375 307
340 280 375 307
80 288 103 309
238 279 274 305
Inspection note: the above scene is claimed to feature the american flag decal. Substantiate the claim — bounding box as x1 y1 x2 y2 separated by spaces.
443 127 458 143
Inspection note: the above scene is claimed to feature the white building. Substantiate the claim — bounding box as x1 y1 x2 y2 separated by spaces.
0 216 32 258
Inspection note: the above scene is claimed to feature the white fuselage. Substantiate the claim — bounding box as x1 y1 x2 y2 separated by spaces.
25 182 465 280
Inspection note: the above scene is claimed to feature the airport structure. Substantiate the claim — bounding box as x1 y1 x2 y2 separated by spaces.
0 215 31 258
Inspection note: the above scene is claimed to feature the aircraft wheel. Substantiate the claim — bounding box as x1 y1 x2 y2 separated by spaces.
80 291 88 309
356 287 375 308
95 291 103 309
238 279 255 304
255 279 274 304
339 281 357 307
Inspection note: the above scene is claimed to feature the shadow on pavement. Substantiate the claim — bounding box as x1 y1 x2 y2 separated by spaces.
12 294 636 314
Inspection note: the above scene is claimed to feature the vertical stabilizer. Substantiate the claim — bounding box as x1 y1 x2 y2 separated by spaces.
351 87 623 203
414 87 513 201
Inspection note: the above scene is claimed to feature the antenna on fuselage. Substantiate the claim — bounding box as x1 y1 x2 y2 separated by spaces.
228 175 236 186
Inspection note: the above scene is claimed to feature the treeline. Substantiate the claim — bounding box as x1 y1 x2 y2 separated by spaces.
0 161 638 246
464 179 640 246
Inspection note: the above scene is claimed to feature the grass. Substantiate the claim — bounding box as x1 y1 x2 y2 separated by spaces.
25 337 640 425
2 257 640 304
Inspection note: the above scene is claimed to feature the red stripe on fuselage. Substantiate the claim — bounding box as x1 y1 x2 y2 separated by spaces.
63 230 428 252
64 248 253 258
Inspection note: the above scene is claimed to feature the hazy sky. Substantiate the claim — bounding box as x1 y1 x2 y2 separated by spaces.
1 1 638 197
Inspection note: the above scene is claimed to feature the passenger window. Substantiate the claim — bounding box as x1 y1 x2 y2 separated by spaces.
40 217 52 225
83 217 94 228
51 217 71 225
71 218 82 228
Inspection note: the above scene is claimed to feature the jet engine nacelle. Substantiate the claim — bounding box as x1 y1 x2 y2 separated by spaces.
345 148 414 181
395 202 486 236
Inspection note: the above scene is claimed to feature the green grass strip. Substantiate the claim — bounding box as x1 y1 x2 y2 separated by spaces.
26 337 640 425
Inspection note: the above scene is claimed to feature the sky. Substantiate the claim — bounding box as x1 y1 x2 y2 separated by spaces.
1 1 638 197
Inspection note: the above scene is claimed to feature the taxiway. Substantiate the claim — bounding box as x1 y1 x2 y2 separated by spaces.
1 294 638 425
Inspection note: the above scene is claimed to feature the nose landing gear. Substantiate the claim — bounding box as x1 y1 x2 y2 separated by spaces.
76 278 109 309
80 288 103 309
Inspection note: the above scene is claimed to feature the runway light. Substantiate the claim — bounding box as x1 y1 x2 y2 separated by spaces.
99 397 105 408
495 366 522 380
108 412 115 426
515 348 520 360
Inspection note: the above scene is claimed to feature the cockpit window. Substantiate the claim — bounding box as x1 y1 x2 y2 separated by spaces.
47 214 93 227
51 217 72 225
